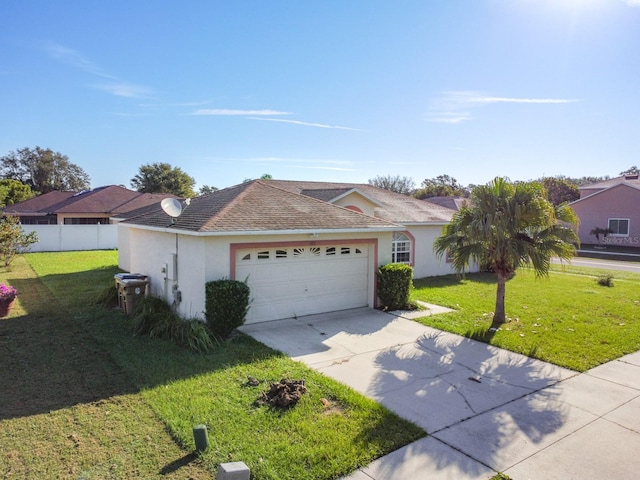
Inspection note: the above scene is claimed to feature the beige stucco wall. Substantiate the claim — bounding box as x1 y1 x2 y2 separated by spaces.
405 224 462 278
332 193 378 216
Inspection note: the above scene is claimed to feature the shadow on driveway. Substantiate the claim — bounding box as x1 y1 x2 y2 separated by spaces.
241 307 579 477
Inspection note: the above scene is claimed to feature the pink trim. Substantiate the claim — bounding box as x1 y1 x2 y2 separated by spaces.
403 230 416 268
344 205 364 213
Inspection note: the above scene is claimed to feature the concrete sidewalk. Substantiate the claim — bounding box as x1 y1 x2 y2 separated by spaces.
240 308 640 480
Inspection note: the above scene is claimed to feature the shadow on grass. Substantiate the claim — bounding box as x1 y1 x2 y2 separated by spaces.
465 327 539 360
0 269 281 421
160 452 199 475
413 271 499 290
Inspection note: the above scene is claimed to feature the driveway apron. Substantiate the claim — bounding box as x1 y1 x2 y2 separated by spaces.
239 308 640 480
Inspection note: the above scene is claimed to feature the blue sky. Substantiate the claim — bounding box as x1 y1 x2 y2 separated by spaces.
2 0 639 192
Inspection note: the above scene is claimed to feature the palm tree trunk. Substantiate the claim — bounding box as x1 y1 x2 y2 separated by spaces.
492 270 507 326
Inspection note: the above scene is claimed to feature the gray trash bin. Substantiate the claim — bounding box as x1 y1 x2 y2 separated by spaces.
114 273 149 314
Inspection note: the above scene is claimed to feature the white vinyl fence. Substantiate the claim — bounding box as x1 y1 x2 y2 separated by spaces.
22 225 118 252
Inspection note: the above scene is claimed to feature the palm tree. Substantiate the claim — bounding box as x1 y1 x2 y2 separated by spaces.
434 177 579 327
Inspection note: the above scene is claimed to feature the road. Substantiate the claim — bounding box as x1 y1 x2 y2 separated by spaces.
554 255 640 273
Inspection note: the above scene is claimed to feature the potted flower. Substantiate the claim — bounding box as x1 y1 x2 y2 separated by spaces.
0 283 18 317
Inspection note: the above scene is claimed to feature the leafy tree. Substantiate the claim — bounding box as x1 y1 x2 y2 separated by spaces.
199 184 219 195
414 174 468 199
0 147 91 194
433 177 578 326
620 166 639 176
565 175 609 186
0 179 35 207
130 162 196 197
368 175 415 195
589 227 613 246
539 177 580 205
0 215 39 268
243 173 274 183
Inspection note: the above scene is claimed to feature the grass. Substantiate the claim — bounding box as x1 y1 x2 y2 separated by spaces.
412 265 640 371
0 251 424 479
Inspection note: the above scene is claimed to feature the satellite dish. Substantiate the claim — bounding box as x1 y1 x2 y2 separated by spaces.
161 198 183 218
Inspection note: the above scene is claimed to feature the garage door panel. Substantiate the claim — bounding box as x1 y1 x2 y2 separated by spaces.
236 243 370 323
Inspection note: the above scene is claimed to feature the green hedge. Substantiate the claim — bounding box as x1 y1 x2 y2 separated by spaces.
205 279 251 338
377 263 413 310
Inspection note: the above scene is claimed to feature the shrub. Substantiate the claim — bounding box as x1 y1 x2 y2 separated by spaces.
0 215 38 268
597 274 614 287
131 296 215 353
377 263 414 310
205 278 251 338
93 284 119 307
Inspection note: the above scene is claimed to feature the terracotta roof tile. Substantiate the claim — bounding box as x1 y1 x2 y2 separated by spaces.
3 185 176 217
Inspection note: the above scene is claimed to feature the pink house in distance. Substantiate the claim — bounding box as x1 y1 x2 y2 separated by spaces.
570 174 640 248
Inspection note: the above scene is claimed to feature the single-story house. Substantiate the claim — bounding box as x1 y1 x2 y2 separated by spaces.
570 174 640 248
3 185 173 225
421 196 469 211
118 179 461 324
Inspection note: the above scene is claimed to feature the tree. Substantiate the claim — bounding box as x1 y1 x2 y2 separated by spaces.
566 175 609 186
368 175 415 195
0 215 39 268
0 179 35 207
130 162 196 197
539 177 580 205
433 177 579 327
620 166 639 176
243 173 274 183
414 174 468 199
589 227 612 246
199 184 219 195
0 147 91 194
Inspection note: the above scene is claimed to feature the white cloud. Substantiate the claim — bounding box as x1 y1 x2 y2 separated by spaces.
249 117 366 131
94 82 155 98
45 42 154 99
45 42 115 79
625 0 640 7
426 90 578 124
192 109 292 116
469 96 577 105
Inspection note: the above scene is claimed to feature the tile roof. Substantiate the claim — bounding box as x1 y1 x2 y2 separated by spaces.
267 180 456 223
579 175 640 191
3 185 175 216
122 181 402 233
2 191 76 215
423 196 469 211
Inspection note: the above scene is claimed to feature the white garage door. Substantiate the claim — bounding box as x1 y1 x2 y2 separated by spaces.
236 243 370 323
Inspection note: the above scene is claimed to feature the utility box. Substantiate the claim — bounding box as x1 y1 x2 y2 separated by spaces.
114 273 149 315
216 462 250 480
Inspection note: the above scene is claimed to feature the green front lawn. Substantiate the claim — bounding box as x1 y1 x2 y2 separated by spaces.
411 265 640 372
1 251 424 479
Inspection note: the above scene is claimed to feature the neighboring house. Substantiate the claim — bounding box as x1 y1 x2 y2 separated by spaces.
422 196 469 211
570 174 640 248
3 185 173 225
118 179 461 324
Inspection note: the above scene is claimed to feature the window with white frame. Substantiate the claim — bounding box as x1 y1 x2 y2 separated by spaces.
392 232 411 264
608 218 630 236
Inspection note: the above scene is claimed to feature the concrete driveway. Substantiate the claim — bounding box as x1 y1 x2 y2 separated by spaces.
239 307 640 480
